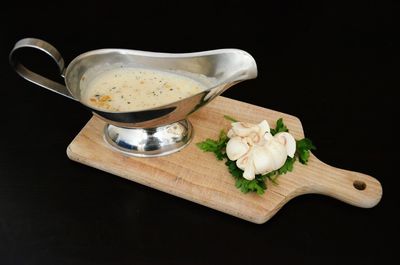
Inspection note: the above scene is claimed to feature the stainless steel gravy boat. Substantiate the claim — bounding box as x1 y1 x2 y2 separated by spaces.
10 38 257 157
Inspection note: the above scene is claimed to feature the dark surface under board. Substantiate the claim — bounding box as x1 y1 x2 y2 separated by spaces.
0 1 396 264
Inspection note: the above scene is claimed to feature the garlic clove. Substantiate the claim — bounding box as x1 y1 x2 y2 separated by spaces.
245 132 262 145
227 128 236 138
262 137 287 171
264 140 288 170
271 151 288 170
275 132 296 158
237 154 256 180
236 153 249 171
226 136 250 161
252 146 274 175
242 163 256 180
258 120 270 134
263 132 274 142
231 122 260 137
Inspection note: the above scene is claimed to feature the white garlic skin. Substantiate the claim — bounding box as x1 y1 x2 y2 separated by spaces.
226 136 249 161
230 122 260 137
236 153 256 181
274 132 296 158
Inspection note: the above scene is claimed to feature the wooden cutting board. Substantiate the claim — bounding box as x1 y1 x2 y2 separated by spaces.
67 96 382 224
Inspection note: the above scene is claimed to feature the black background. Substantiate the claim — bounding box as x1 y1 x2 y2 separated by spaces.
0 1 397 264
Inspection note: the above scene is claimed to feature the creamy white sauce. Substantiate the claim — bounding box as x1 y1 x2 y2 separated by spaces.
82 68 206 112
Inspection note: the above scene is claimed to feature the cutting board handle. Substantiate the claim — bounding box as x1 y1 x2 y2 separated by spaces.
306 153 382 208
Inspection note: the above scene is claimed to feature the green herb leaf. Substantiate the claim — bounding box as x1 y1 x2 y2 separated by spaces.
260 156 295 184
296 138 316 164
223 115 238 122
225 158 242 178
270 118 289 135
278 156 296 175
226 159 267 194
196 130 229 160
236 175 267 195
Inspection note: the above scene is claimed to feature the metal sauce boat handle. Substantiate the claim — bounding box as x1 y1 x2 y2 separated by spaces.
9 38 75 100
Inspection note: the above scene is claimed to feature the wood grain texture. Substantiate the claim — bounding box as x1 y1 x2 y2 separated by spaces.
67 96 382 224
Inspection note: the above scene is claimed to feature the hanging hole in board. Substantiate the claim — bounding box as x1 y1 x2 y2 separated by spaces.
353 180 367 191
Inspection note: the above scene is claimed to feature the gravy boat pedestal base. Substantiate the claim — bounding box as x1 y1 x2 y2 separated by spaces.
104 120 193 157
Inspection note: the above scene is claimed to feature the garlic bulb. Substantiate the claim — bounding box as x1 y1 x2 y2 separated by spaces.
225 120 296 180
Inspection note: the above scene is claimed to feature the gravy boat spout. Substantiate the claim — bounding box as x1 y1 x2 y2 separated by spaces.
10 38 257 157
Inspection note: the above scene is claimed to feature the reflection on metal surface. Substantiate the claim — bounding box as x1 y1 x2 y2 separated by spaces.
104 119 193 157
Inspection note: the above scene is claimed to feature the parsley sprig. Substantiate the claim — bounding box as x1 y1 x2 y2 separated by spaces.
196 117 316 195
270 118 288 135
196 130 229 161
